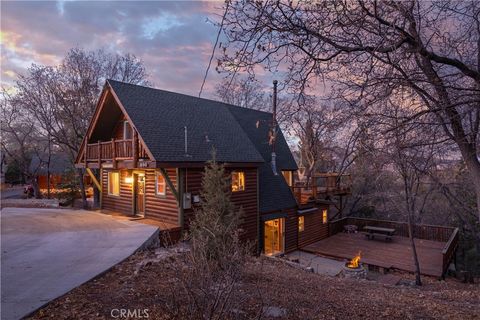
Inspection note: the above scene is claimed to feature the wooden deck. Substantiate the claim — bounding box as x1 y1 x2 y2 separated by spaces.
302 232 446 277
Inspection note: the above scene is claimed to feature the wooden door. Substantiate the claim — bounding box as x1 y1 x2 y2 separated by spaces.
134 174 145 216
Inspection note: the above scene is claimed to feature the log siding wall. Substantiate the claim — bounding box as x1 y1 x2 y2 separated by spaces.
144 168 178 226
182 167 259 242
101 168 179 226
102 169 132 213
284 207 299 253
298 206 329 247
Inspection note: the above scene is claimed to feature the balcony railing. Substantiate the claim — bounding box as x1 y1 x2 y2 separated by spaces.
292 173 352 205
85 139 148 162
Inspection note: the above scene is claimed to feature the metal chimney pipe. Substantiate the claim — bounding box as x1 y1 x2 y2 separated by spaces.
272 80 278 130
184 126 188 156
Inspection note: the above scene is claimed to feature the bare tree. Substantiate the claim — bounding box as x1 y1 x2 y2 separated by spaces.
9 48 149 207
1 89 48 197
294 101 341 185
219 0 480 221
388 125 438 285
215 75 268 110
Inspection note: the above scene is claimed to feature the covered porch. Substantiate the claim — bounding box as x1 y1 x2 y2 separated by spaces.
302 217 459 278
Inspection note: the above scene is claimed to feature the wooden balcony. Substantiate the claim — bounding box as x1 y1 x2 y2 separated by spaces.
292 173 352 205
85 138 148 167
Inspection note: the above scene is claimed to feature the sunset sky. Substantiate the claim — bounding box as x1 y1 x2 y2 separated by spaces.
1 1 233 97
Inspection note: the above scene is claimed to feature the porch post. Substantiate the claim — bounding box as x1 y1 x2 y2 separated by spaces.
133 130 138 168
97 140 101 168
111 138 117 169
177 168 184 228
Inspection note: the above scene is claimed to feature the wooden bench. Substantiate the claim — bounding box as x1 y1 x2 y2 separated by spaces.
363 226 395 242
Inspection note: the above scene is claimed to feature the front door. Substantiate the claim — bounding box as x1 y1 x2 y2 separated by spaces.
134 174 145 217
264 218 285 256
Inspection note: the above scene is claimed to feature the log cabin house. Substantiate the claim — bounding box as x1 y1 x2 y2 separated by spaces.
75 80 331 255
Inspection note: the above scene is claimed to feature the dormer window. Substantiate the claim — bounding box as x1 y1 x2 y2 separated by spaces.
123 121 132 140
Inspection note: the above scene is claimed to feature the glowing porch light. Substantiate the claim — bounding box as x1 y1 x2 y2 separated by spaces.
125 176 133 184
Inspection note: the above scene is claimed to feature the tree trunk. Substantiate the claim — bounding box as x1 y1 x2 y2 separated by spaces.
32 177 41 199
77 168 88 209
407 212 422 286
416 53 480 223
465 157 480 223
47 134 51 199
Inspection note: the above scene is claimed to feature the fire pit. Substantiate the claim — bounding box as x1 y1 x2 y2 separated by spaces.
342 251 367 280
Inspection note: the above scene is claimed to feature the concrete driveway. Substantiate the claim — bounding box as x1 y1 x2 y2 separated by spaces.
1 208 159 320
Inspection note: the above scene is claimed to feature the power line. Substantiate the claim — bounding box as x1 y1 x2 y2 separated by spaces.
199 1 230 98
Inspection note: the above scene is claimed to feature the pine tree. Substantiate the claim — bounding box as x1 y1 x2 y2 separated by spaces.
189 150 244 267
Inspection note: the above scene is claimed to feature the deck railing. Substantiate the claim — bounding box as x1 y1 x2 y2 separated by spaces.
292 174 352 205
442 227 459 275
329 217 459 276
85 139 148 162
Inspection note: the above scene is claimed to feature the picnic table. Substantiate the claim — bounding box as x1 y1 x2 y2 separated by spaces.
364 226 395 242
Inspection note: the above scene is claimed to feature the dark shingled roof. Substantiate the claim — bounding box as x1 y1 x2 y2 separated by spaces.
226 106 298 212
108 80 263 163
107 80 298 213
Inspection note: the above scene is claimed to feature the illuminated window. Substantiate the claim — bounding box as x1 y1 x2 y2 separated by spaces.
231 171 245 192
282 170 293 187
156 172 166 196
298 216 305 232
108 171 120 196
322 209 328 224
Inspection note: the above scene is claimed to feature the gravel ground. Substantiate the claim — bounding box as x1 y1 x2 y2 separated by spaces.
29 250 479 320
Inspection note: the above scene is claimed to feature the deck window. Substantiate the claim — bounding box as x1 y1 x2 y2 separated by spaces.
322 209 328 224
156 172 166 196
108 171 120 196
231 171 245 192
282 170 293 187
123 121 132 140
298 216 305 232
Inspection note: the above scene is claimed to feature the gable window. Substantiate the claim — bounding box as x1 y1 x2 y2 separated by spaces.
123 121 132 140
282 170 293 187
298 216 305 232
156 171 166 196
322 209 328 224
108 171 120 196
231 171 245 192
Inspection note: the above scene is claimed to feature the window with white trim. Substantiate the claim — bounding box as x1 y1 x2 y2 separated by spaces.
108 171 120 196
